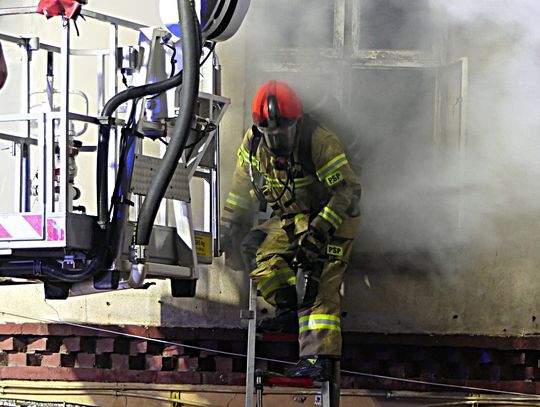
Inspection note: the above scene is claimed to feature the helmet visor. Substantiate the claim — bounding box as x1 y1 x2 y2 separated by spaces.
258 121 298 157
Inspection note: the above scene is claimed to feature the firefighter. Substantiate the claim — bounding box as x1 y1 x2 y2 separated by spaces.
221 80 361 380
0 42 7 90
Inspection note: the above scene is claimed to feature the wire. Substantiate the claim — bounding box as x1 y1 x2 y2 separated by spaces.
2 310 540 400
120 69 129 88
248 134 292 205
184 118 217 161
200 41 216 67
0 310 276 363
158 137 169 146
164 43 177 78
108 98 139 218
339 368 540 399
147 41 214 101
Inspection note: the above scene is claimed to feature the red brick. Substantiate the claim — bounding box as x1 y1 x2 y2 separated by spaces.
129 340 147 355
60 337 81 354
27 338 48 353
75 353 95 369
177 357 198 372
0 323 49 336
145 355 163 371
95 338 115 354
0 337 24 351
214 356 233 372
525 366 536 380
162 344 183 357
7 353 27 367
41 353 62 368
111 354 129 370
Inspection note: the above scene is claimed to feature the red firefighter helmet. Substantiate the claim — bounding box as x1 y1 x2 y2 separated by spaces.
251 80 302 157
37 0 83 20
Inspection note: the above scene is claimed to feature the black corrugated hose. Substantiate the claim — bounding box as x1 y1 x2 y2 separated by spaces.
41 1 201 282
134 0 201 245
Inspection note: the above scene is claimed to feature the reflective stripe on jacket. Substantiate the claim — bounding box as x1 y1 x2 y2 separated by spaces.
223 122 361 239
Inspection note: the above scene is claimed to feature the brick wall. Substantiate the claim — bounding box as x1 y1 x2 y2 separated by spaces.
1 323 540 393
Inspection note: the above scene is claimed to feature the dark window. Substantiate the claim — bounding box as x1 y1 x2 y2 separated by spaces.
358 0 437 50
248 0 336 49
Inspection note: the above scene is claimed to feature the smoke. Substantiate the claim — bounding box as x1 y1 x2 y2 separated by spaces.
430 1 540 253
226 0 540 275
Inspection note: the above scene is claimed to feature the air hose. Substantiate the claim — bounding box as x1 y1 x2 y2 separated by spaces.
134 0 201 245
41 0 201 282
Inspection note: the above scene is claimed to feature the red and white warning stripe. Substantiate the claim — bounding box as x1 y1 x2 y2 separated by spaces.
0 214 44 240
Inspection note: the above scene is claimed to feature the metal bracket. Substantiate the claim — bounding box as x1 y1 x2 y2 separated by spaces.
240 309 255 320
130 154 191 202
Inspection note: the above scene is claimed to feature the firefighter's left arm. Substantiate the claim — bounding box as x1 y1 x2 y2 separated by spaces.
309 127 362 239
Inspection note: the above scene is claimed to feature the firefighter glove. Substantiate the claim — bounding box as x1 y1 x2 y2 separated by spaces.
294 225 328 268
220 221 246 271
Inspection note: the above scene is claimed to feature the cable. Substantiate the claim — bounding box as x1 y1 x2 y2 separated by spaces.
338 368 540 398
1 310 540 400
158 137 169 146
147 40 213 101
248 133 292 205
0 310 257 362
200 41 216 67
184 119 217 162
164 43 177 78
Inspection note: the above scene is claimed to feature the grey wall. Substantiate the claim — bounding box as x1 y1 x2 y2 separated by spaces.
0 0 539 337
222 0 540 336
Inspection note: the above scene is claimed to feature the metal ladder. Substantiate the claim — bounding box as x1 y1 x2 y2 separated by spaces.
243 280 258 407
255 372 332 407
243 280 339 407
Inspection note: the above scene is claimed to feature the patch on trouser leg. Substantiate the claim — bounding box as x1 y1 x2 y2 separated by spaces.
298 313 342 357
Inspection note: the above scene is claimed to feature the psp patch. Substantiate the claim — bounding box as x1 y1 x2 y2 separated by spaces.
327 244 344 257
325 171 344 187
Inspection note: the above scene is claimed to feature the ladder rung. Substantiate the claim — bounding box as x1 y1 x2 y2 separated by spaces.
262 376 315 387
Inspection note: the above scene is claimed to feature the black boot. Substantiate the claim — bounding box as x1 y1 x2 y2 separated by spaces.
257 286 298 333
284 357 333 381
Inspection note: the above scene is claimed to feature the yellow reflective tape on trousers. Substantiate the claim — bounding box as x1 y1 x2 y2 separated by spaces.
316 153 348 181
298 314 341 334
257 268 297 297
319 206 343 229
226 192 251 210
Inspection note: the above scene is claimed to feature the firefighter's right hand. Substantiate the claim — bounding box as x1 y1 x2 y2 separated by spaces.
219 222 245 271
219 222 234 255
294 225 327 269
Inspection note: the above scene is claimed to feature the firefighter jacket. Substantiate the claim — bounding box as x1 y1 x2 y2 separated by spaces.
222 117 361 240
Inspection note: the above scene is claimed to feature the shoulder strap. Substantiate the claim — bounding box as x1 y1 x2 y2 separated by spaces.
250 125 263 152
297 116 316 176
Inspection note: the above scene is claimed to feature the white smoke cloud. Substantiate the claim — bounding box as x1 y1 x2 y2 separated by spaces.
226 0 540 275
